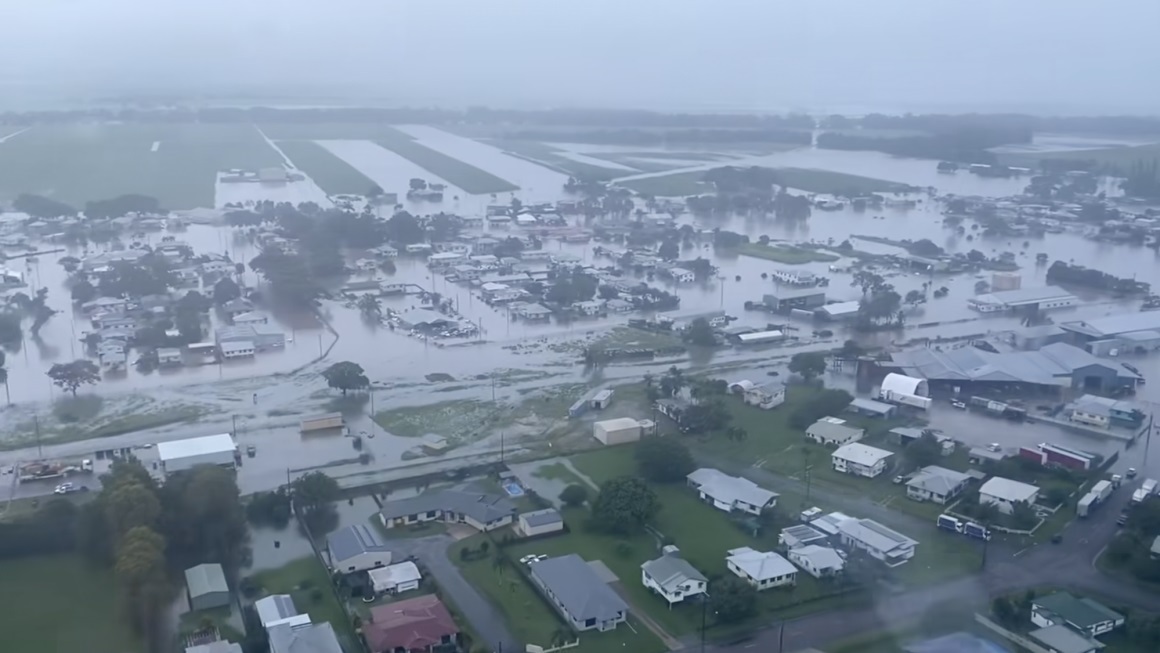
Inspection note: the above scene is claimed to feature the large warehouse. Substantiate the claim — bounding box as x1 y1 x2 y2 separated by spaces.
968 286 1077 314
157 433 238 475
1060 312 1160 355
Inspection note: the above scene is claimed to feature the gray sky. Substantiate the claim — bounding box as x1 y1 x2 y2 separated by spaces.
2 0 1157 113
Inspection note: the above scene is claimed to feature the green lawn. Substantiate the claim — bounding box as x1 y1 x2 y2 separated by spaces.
736 243 840 264
0 123 283 209
250 556 358 651
278 140 378 196
0 555 141 653
532 462 586 487
375 127 519 194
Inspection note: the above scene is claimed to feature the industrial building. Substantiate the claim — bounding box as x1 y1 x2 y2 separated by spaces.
815 301 860 322
968 286 1077 313
761 288 827 312
1061 311 1160 355
157 434 237 475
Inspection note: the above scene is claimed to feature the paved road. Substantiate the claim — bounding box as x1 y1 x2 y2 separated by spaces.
390 534 522 653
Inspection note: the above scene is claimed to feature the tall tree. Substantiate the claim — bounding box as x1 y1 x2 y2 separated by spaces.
590 477 660 535
710 576 758 623
47 359 101 397
105 483 161 540
160 465 248 568
788 352 827 382
634 437 695 483
321 361 370 395
213 277 241 305
291 471 340 515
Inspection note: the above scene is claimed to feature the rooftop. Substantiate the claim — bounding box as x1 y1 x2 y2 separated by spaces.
971 285 1076 307
790 544 845 570
185 563 228 598
327 523 390 564
831 442 894 467
907 465 971 495
364 594 458 653
1070 394 1135 418
158 434 236 462
529 554 627 622
980 476 1039 503
686 468 778 509
848 397 896 414
255 594 299 627
379 486 516 526
521 508 563 528
1028 625 1104 653
806 418 864 439
642 554 707 592
268 621 343 653
838 518 917 553
780 524 828 545
1033 592 1125 630
726 547 796 581
888 342 1138 386
1061 311 1160 339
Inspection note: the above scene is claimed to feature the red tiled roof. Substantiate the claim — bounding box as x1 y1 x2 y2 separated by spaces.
363 594 459 653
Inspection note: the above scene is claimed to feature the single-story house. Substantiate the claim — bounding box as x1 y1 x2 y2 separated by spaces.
1028 625 1104 653
327 524 393 573
186 642 243 653
729 380 786 410
1031 592 1125 638
641 552 708 606
686 468 778 515
379 487 517 532
906 465 971 504
185 563 230 611
517 508 565 537
268 621 344 653
830 443 893 478
368 561 423 595
788 545 846 579
979 476 1040 515
157 347 183 366
725 547 797 590
529 554 628 632
362 595 459 653
806 417 865 446
845 397 898 419
255 594 300 628
220 298 255 319
778 524 828 550
837 518 917 567
232 310 269 326
221 341 255 359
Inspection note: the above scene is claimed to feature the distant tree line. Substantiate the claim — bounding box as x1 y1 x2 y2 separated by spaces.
816 128 1024 164
1046 261 1151 294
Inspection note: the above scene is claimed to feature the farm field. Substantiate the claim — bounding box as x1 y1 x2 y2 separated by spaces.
0 555 140 653
1000 141 1160 174
375 127 519 194
493 140 630 181
0 123 283 209
617 166 914 197
278 140 379 196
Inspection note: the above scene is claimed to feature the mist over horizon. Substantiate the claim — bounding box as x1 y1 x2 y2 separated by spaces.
2 0 1158 115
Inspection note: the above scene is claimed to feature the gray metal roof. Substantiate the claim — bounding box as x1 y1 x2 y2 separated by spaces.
641 554 706 592
1070 395 1134 418
906 465 971 495
185 563 228 598
888 342 1138 385
1061 311 1160 338
1029 625 1104 653
255 594 299 626
268 621 344 653
379 487 516 525
529 554 627 623
806 419 863 439
848 397 896 414
780 524 827 546
327 524 390 564
972 285 1075 307
520 508 563 528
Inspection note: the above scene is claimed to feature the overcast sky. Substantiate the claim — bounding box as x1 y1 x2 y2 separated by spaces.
2 0 1157 114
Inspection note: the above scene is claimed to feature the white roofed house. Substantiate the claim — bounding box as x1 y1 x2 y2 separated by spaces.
367 561 423 595
906 465 971 504
641 552 708 606
725 547 797 589
686 468 778 515
788 545 846 579
830 443 893 478
837 518 917 567
806 417 865 446
979 476 1039 515
326 523 392 574
729 380 786 410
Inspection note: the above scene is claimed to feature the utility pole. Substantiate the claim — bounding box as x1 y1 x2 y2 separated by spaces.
699 592 709 653
34 414 42 459
231 414 238 436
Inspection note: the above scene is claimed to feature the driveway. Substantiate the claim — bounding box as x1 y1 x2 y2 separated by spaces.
607 580 683 651
390 534 521 653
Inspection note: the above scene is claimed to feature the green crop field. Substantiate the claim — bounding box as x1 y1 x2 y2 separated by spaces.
1000 142 1160 174
0 123 283 209
374 127 519 194
278 140 378 196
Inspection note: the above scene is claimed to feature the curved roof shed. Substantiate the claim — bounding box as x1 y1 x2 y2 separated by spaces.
881 373 928 397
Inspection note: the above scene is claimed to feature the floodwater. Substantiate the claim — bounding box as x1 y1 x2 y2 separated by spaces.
6 135 1160 499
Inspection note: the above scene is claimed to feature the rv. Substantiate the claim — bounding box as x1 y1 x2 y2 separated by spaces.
937 514 963 533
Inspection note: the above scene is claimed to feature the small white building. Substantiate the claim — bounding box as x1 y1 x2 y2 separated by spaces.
788 545 846 579
641 552 707 606
254 594 301 629
878 373 932 411
979 476 1040 515
837 518 917 567
233 311 270 326
670 268 695 283
831 443 893 478
687 468 778 515
906 465 971 504
157 347 183 366
725 547 797 590
221 341 256 359
729 380 785 410
326 524 393 574
427 252 465 268
593 418 642 445
368 561 422 595
806 417 865 446
157 433 237 475
517 509 564 537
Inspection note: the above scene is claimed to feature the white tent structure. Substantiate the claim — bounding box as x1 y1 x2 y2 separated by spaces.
878 373 932 410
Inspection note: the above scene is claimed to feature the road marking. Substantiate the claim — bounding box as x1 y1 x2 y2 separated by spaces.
1013 547 1030 557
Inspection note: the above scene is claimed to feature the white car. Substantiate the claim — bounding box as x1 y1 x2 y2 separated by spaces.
54 483 74 495
519 554 539 565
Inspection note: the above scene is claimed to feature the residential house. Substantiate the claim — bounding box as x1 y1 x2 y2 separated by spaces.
778 524 828 550
837 518 917 567
368 561 423 595
574 300 605 316
326 524 393 573
670 267 695 283
1028 625 1104 653
451 264 482 281
728 380 786 410
979 477 1039 515
1031 592 1125 638
513 303 553 321
788 545 846 579
725 547 797 589
82 296 131 314
686 468 778 515
378 488 516 532
806 417 865 446
185 563 230 611
362 595 459 653
830 443 893 478
906 466 971 504
200 260 234 276
640 551 708 606
516 508 565 537
606 298 634 313
216 324 285 350
529 554 628 632
268 621 343 653
255 594 300 628
157 347 183 367
220 341 255 359
1068 395 1138 429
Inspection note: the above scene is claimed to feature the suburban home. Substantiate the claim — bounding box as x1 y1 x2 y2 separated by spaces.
669 267 695 283
641 550 708 606
810 511 855 537
788 545 846 579
157 347 183 367
232 310 269 326
1068 395 1139 429
728 380 786 410
906 465 971 504
362 594 460 653
529 554 628 632
326 524 393 573
268 621 343 653
574 300 605 316
255 594 302 629
1028 625 1104 653
979 476 1040 515
1031 592 1125 638
725 547 797 590
778 524 829 550
185 563 230 611
830 443 893 478
806 417 865 446
368 561 423 595
686 468 778 515
378 488 517 532
516 508 565 537
837 518 917 567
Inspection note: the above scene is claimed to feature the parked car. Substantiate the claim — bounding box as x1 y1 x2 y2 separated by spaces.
1127 468 1138 479
246 445 256 457
951 400 967 409
54 483 76 495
